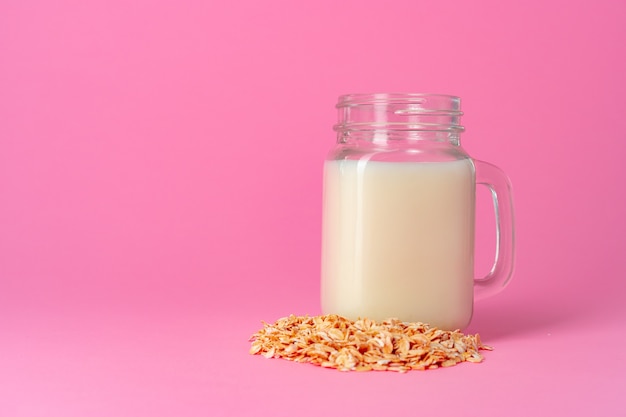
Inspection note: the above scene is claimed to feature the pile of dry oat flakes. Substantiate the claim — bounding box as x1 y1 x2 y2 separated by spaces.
249 314 492 372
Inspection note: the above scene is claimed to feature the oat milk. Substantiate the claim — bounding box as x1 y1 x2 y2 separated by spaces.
321 158 476 330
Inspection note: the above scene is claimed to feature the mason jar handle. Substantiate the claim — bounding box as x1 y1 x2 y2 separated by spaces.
473 160 516 300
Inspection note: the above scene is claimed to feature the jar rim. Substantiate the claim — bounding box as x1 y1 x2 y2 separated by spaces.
335 93 464 133
336 93 461 108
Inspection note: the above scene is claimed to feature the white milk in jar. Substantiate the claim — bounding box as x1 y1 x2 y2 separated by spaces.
321 158 476 330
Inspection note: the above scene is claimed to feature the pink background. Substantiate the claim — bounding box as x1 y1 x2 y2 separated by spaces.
1 0 625 416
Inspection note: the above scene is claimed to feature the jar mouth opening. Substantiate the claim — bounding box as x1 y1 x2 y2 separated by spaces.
335 93 464 133
333 123 465 133
336 93 461 109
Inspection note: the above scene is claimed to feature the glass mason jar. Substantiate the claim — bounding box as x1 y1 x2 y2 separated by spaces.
320 93 515 330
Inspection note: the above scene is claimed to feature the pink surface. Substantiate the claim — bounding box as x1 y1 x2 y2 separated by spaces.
1 0 625 416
